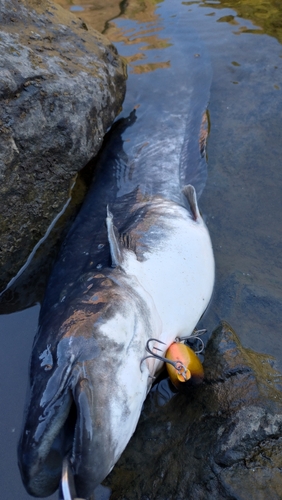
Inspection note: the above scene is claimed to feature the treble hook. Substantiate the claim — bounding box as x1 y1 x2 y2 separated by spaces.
141 338 190 381
175 328 207 354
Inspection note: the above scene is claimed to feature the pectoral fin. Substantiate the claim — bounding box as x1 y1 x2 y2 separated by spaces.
106 207 123 268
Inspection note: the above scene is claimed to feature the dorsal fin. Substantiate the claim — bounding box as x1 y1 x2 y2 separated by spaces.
182 185 201 221
106 206 123 268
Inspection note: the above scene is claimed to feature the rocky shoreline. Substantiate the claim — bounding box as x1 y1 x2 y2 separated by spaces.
0 0 126 291
104 322 282 500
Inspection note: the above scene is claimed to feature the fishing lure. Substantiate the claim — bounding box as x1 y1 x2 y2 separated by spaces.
165 341 204 388
142 331 205 389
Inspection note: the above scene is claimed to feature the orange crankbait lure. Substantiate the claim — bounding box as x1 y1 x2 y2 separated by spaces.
165 341 204 389
142 335 204 389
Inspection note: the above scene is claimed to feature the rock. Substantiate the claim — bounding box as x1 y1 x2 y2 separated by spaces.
103 322 282 500
0 0 126 291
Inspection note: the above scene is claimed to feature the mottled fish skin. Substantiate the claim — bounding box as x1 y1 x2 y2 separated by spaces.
18 7 214 500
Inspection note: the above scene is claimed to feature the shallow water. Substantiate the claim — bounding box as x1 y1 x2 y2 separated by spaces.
1 0 282 498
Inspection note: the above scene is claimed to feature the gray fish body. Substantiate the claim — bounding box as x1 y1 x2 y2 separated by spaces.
18 11 214 499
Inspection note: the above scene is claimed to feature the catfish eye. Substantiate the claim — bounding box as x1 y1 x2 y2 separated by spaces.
39 344 53 371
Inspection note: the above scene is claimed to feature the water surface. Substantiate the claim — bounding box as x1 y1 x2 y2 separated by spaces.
1 0 282 498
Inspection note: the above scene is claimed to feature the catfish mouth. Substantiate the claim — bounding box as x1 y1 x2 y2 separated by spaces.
19 388 77 498
18 379 103 500
19 333 105 498
59 397 78 468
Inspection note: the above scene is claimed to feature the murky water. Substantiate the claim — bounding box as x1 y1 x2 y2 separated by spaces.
1 0 282 498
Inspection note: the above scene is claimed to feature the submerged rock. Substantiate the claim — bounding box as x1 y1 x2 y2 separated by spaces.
104 322 282 500
0 0 126 291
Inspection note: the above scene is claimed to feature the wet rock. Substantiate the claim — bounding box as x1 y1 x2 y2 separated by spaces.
0 0 126 291
104 322 282 500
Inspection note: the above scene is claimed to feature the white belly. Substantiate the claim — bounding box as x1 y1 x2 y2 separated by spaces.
98 197 214 464
124 201 214 354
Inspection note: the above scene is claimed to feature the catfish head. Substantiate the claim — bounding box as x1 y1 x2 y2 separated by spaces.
18 269 160 498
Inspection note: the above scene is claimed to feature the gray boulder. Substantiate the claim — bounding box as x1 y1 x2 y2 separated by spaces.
104 322 282 500
0 0 126 291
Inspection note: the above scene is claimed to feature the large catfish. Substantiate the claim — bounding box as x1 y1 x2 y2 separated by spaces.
18 6 214 499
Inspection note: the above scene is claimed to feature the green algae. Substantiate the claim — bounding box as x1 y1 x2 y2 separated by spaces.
186 0 282 44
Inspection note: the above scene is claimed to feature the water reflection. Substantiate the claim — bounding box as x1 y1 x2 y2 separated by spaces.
69 5 84 11
105 18 173 73
199 0 282 42
56 0 282 46
55 0 122 32
1 0 282 498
